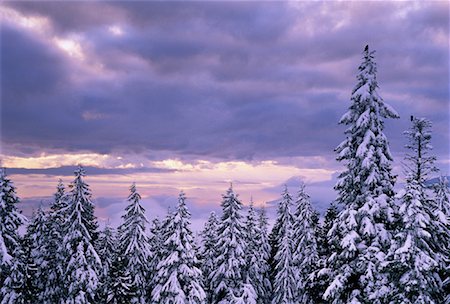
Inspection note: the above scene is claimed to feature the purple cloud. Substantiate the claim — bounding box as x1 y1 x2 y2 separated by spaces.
1 1 448 166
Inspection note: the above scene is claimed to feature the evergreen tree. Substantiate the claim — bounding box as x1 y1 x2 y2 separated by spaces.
63 166 101 304
200 211 219 303
43 180 69 303
256 208 272 304
0 245 27 304
210 185 248 303
383 117 445 303
106 254 133 304
147 211 175 302
25 207 49 302
151 191 206 303
117 183 150 303
147 217 162 293
244 199 261 302
107 241 133 304
292 183 320 303
0 168 27 303
318 203 339 258
21 211 38 303
324 45 399 303
97 223 117 303
269 186 294 284
434 176 450 302
315 203 339 302
271 186 296 304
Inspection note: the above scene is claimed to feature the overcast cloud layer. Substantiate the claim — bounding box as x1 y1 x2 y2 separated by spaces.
2 1 448 162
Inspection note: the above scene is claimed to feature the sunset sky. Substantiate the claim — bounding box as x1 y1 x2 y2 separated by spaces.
1 1 449 228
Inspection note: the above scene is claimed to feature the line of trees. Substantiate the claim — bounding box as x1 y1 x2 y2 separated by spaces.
1 46 449 303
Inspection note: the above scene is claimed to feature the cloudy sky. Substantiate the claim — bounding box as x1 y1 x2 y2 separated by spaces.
1 1 449 228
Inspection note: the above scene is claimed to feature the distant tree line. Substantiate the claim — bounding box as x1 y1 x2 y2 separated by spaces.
1 46 449 303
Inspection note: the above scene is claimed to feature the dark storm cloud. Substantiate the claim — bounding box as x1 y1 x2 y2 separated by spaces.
1 1 448 163
1 23 68 100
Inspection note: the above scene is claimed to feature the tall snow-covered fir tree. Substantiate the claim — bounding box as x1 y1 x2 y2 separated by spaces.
383 117 445 303
210 185 250 303
269 186 294 284
105 215 134 304
271 186 296 304
292 183 320 303
147 211 176 302
0 168 27 303
244 199 266 303
106 229 133 304
147 217 163 292
97 223 117 303
21 211 38 303
434 176 450 302
256 207 272 304
151 191 206 304
324 45 399 303
117 183 150 304
63 166 102 304
42 180 69 303
24 206 48 302
106 253 133 304
318 203 339 259
0 243 27 304
200 211 219 303
315 202 340 301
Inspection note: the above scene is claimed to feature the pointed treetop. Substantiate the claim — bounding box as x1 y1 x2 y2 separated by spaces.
127 182 141 202
281 184 292 202
178 190 187 206
364 44 369 53
298 180 306 193
179 190 186 198
74 164 85 177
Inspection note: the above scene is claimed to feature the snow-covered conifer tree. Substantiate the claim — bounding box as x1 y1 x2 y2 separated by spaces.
269 186 294 283
271 186 296 304
318 203 339 258
0 244 27 304
63 166 101 304
22 211 38 303
200 211 219 303
244 200 261 301
315 202 339 300
24 207 49 302
147 217 162 293
151 191 206 303
106 253 133 304
384 117 445 303
97 224 117 302
0 168 27 303
42 180 69 303
117 183 150 303
434 176 450 302
292 183 320 303
256 208 272 304
435 176 450 226
324 45 399 303
210 185 248 303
